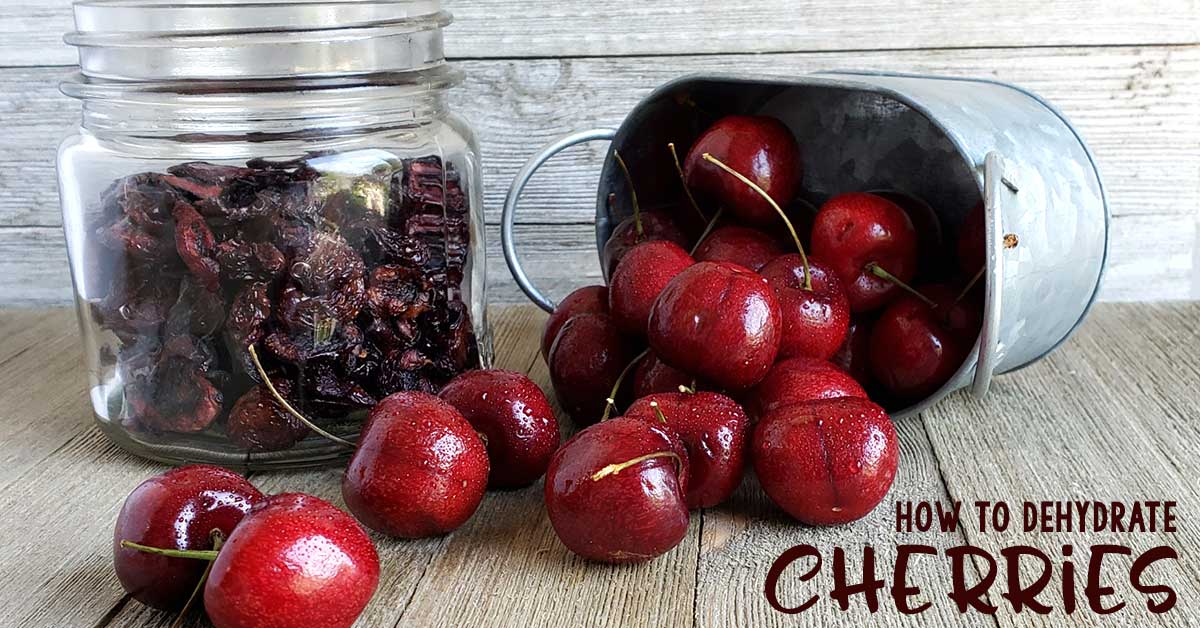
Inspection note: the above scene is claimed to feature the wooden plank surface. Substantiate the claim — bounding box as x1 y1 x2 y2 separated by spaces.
2 44 1199 304
4 0 1199 67
0 303 1196 626
921 315 1200 625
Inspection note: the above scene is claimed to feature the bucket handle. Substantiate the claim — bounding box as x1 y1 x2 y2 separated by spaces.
972 151 1013 398
502 128 617 313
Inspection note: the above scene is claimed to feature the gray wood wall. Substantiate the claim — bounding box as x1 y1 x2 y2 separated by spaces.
2 0 1198 305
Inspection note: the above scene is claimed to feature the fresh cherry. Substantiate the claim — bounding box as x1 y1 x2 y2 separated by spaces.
693 225 785 272
753 397 899 525
759 254 850 360
602 211 690 280
439 368 561 489
683 115 801 226
541 285 607 360
609 240 695 337
342 391 489 538
204 493 380 628
811 192 919 312
872 190 946 279
868 284 981 402
544 416 690 563
648 261 781 391
747 356 867 421
831 317 875 387
625 392 748 508
632 352 699 399
113 465 263 610
548 312 636 424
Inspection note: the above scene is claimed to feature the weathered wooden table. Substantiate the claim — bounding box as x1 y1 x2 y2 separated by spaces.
1 303 1197 627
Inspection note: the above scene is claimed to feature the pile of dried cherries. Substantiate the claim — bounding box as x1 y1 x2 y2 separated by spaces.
87 153 479 452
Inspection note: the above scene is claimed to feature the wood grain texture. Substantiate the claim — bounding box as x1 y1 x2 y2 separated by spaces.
3 0 1199 67
922 303 1200 625
0 304 1197 626
5 46 1197 228
2 46 1197 303
0 304 1195 628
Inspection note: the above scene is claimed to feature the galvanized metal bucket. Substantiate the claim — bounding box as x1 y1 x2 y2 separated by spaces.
502 71 1109 418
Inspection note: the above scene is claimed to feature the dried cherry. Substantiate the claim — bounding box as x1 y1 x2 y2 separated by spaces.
227 379 309 452
366 265 432 320
173 201 222 292
126 357 223 433
225 282 272 374
101 172 181 234
214 239 285 282
97 218 174 262
165 277 225 338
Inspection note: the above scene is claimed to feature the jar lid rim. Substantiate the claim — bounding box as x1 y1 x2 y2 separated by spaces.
70 0 445 36
65 1 453 81
59 63 463 100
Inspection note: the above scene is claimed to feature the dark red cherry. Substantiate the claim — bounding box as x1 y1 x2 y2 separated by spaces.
609 240 695 337
868 284 981 402
113 465 263 610
541 285 608 360
439 369 561 489
831 317 876 387
602 211 690 280
872 190 946 279
753 397 898 525
626 392 748 509
746 356 867 421
544 416 690 563
632 352 699 399
342 392 489 538
648 261 781 391
204 493 380 628
548 313 636 424
683 115 801 226
693 225 786 272
811 192 919 313
759 254 850 360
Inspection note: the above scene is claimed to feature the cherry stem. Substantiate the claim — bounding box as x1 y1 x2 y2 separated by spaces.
601 348 649 422
247 344 356 449
119 541 219 562
590 451 683 482
171 530 224 628
649 401 669 425
689 207 725 256
667 142 707 222
612 150 643 237
677 382 696 395
956 265 986 303
701 153 812 290
864 262 936 308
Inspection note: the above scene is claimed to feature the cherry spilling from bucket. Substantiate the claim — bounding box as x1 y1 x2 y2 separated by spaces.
538 110 986 552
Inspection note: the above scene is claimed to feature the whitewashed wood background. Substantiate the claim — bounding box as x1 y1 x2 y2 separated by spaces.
1 0 1197 305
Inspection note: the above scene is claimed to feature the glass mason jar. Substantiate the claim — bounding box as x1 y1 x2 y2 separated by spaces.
57 0 490 469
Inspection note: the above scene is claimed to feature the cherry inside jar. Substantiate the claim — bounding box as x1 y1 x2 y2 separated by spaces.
57 0 489 467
